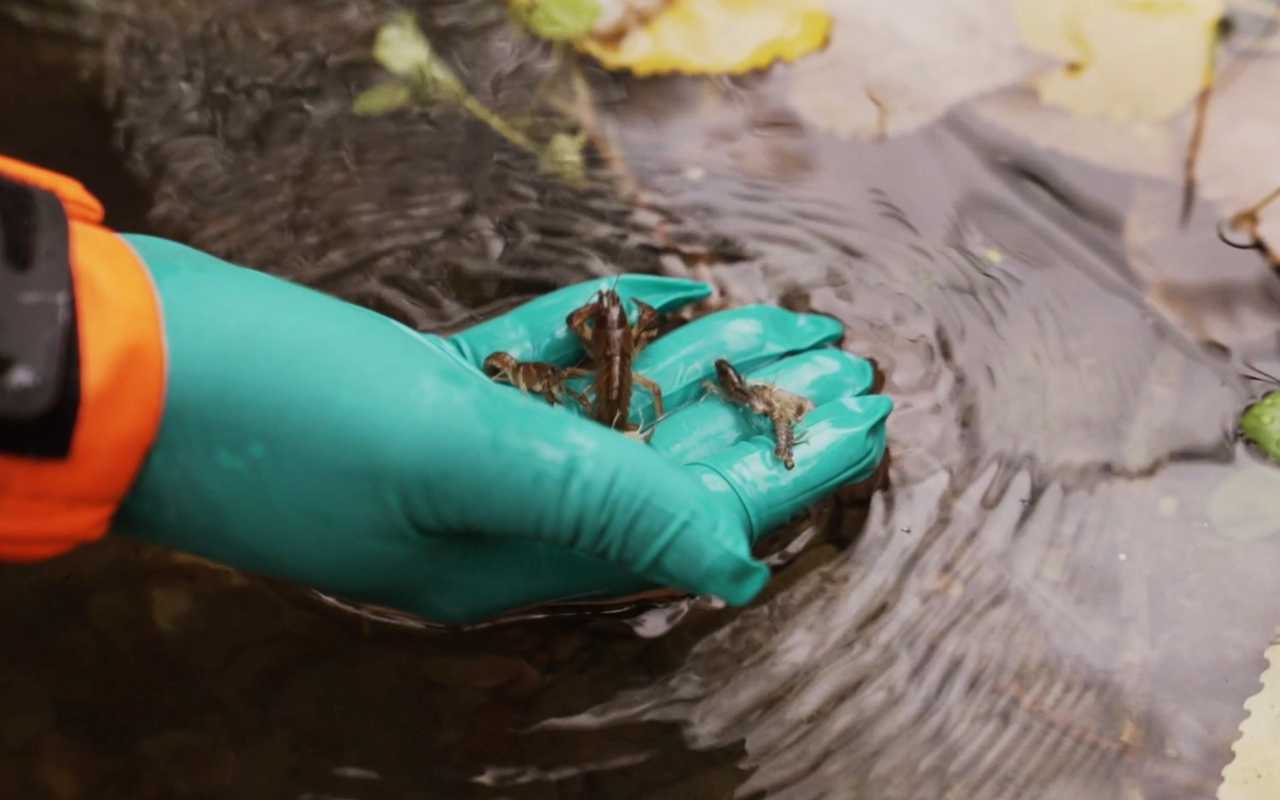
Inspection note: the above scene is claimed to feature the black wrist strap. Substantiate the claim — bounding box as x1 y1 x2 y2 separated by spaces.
0 175 80 458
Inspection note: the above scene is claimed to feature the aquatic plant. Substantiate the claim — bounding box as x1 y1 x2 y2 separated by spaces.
354 12 586 185
509 0 601 41
1241 388 1280 463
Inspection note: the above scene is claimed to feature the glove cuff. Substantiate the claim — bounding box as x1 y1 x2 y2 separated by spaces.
0 157 167 559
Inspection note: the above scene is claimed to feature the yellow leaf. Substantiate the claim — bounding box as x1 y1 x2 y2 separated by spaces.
1220 641 1280 800
578 0 831 77
1014 0 1223 121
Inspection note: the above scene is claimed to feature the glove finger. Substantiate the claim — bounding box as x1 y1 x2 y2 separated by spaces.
650 349 875 464
406 394 771 607
446 275 709 368
620 306 843 426
547 446 771 605
686 394 893 543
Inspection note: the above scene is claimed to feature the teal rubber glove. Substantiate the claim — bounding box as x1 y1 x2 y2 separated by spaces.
113 235 892 623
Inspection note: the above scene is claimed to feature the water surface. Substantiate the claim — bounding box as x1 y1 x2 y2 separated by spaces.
1 4 1278 798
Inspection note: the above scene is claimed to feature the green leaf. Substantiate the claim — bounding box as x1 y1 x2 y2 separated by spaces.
352 81 413 116
373 11 433 77
513 0 602 42
418 56 467 103
1242 391 1280 463
370 12 464 103
539 130 588 184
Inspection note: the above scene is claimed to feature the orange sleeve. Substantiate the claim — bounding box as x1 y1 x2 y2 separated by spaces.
0 156 167 560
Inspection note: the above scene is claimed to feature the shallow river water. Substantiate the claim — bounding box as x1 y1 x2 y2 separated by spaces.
2 3 1279 798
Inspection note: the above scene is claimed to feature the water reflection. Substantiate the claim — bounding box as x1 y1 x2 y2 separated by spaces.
2 1 1278 798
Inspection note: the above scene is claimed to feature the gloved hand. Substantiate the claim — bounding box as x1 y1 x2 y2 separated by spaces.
113 235 892 623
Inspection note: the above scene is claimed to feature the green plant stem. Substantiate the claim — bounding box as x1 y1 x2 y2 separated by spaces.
458 93 540 154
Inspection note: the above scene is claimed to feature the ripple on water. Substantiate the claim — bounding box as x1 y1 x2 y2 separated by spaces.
11 2 1276 797
506 75 1266 800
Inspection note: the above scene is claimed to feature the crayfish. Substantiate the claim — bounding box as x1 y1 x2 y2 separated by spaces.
483 352 591 413
566 288 664 432
706 358 814 469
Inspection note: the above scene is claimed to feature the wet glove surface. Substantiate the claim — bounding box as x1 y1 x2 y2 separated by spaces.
114 236 891 623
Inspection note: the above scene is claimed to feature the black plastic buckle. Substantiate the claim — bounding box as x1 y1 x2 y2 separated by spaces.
0 175 79 457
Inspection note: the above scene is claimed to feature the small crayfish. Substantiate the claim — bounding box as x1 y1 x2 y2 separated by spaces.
566 288 664 432
707 359 814 469
483 352 590 413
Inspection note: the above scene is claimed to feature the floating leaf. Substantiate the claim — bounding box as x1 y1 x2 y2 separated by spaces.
352 81 413 116
373 11 434 77
1200 76 1280 263
1219 642 1280 800
971 11 1279 273
1242 391 1280 463
1014 0 1224 121
512 0 602 41
578 0 831 76
787 1 1039 140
